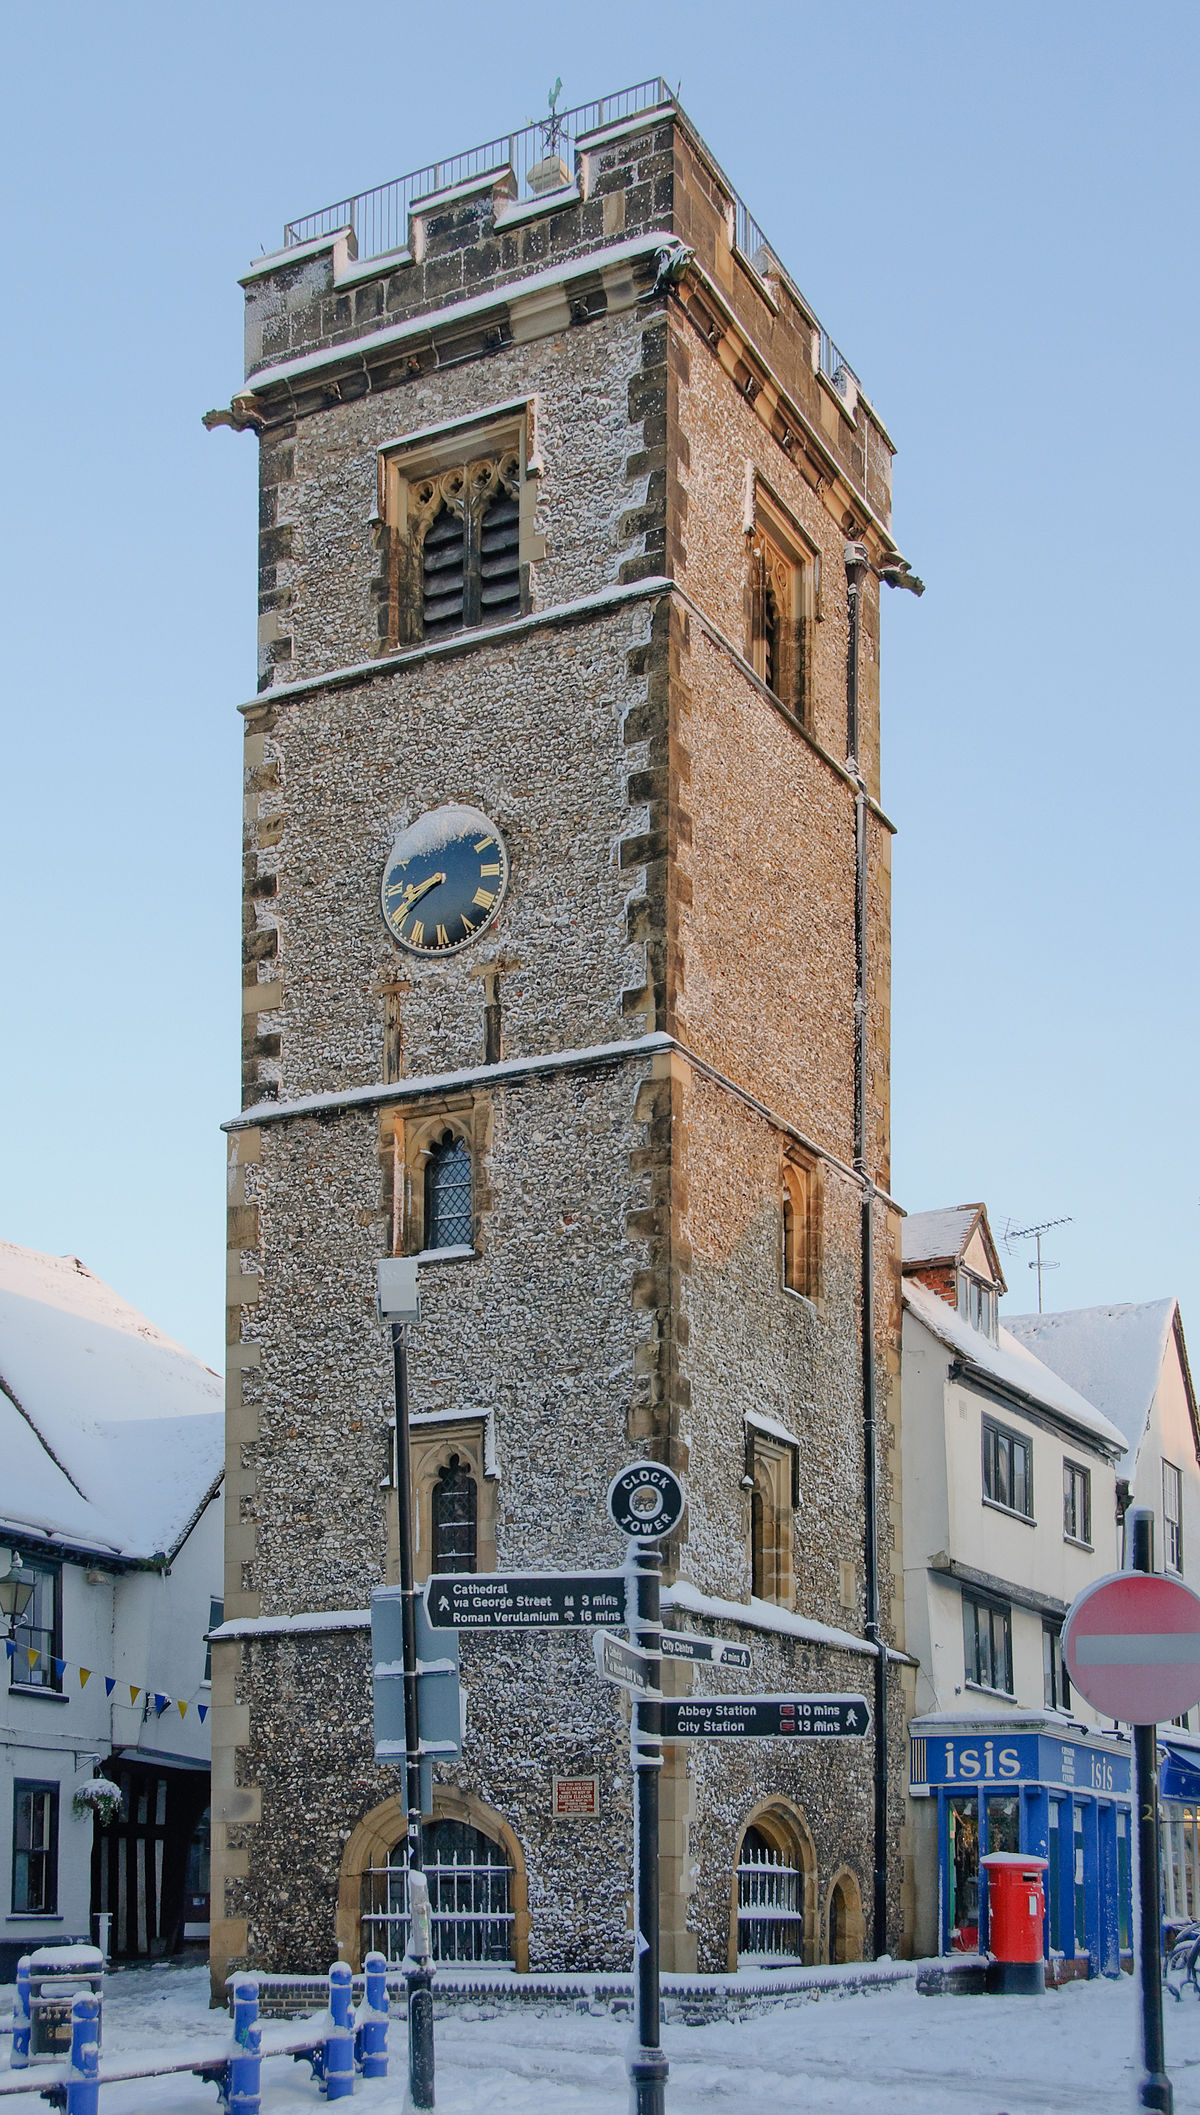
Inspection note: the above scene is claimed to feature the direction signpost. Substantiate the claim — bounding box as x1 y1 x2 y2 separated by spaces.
1063 1511 1200 2115
595 1629 659 1695
661 1694 870 1740
605 1461 685 2115
659 1630 752 1670
424 1572 625 1631
409 1462 883 2115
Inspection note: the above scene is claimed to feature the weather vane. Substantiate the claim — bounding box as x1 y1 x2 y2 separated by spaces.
542 77 564 154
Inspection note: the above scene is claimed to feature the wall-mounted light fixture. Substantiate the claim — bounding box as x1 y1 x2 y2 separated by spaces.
0 1550 36 1636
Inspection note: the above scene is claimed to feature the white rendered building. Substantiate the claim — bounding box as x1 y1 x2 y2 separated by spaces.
1006 1296 1200 1923
0 1242 223 1976
901 1205 1134 1969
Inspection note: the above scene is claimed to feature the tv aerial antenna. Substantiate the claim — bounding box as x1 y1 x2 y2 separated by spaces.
1003 1216 1073 1315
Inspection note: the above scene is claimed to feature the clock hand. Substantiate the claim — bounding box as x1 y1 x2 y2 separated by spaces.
389 871 446 915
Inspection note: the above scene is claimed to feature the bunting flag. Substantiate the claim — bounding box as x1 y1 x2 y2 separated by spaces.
10 1646 211 1723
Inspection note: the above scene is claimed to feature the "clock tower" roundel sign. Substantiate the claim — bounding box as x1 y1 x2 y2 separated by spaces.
607 1460 687 1540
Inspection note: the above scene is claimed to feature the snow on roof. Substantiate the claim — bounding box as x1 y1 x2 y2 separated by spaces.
902 1206 982 1267
1003 1301 1178 1469
903 1277 1127 1454
0 1241 223 1561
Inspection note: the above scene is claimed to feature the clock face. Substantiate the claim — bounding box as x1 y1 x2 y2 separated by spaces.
380 803 510 958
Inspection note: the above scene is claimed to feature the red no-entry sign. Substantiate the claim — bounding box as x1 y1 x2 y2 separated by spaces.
1063 1570 1200 1725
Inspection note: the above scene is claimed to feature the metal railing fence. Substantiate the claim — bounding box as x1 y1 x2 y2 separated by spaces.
362 1853 514 1965
283 79 672 256
736 1847 804 1961
280 78 860 395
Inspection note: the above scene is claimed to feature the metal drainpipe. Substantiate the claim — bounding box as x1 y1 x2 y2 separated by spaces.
845 540 889 1957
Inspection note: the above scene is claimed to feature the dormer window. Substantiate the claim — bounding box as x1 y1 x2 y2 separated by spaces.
957 1270 997 1341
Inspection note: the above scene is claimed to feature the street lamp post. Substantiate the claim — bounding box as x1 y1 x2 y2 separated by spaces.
376 1258 435 2111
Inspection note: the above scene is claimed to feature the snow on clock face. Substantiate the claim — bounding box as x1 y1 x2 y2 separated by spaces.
380 803 510 958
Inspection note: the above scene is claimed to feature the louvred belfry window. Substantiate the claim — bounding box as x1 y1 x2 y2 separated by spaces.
414 452 523 641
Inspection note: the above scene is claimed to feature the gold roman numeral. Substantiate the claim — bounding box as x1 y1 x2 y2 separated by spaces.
479 863 501 876
474 837 494 853
409 919 424 946
473 888 495 909
436 925 449 947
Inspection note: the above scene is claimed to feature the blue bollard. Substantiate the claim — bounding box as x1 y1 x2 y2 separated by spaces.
228 2018 262 2115
355 1951 389 2079
64 1993 100 2115
324 1960 355 2100
232 1977 260 2049
229 1978 262 2114
12 1957 31 2068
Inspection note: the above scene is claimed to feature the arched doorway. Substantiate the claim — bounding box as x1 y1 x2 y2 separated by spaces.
338 1789 529 1970
825 1867 865 1963
730 1800 817 1968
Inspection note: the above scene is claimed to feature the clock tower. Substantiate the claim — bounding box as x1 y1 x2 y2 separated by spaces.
208 81 917 1988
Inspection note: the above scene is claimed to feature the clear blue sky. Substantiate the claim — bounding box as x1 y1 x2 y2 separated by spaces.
2 3 1196 1370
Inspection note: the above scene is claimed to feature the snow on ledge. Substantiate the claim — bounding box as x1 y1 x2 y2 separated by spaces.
224 1031 673 1131
744 1408 801 1449
664 1579 906 1661
210 1609 370 1641
244 230 666 393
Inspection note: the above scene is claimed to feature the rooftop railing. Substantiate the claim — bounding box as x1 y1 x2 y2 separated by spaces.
282 79 672 257
282 79 859 394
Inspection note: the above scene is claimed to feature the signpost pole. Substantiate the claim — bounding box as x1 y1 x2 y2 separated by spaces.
390 1313 435 2111
1130 1508 1172 2115
629 1537 668 2115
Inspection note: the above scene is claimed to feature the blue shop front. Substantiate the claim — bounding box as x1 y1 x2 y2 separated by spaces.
910 1714 1133 1973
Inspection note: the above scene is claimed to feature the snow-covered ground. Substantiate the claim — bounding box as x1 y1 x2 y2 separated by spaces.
5 1960 1200 2113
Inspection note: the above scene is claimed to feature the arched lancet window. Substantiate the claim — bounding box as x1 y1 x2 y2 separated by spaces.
782 1158 818 1300
763 573 783 696
424 1131 472 1250
751 1482 767 1600
432 1454 477 1574
827 1870 865 1963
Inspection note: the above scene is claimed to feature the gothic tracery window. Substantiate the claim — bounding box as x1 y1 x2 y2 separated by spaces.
424 1131 473 1250
414 453 522 641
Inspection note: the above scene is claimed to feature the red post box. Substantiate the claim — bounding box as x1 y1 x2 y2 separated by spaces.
981 1852 1048 1994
